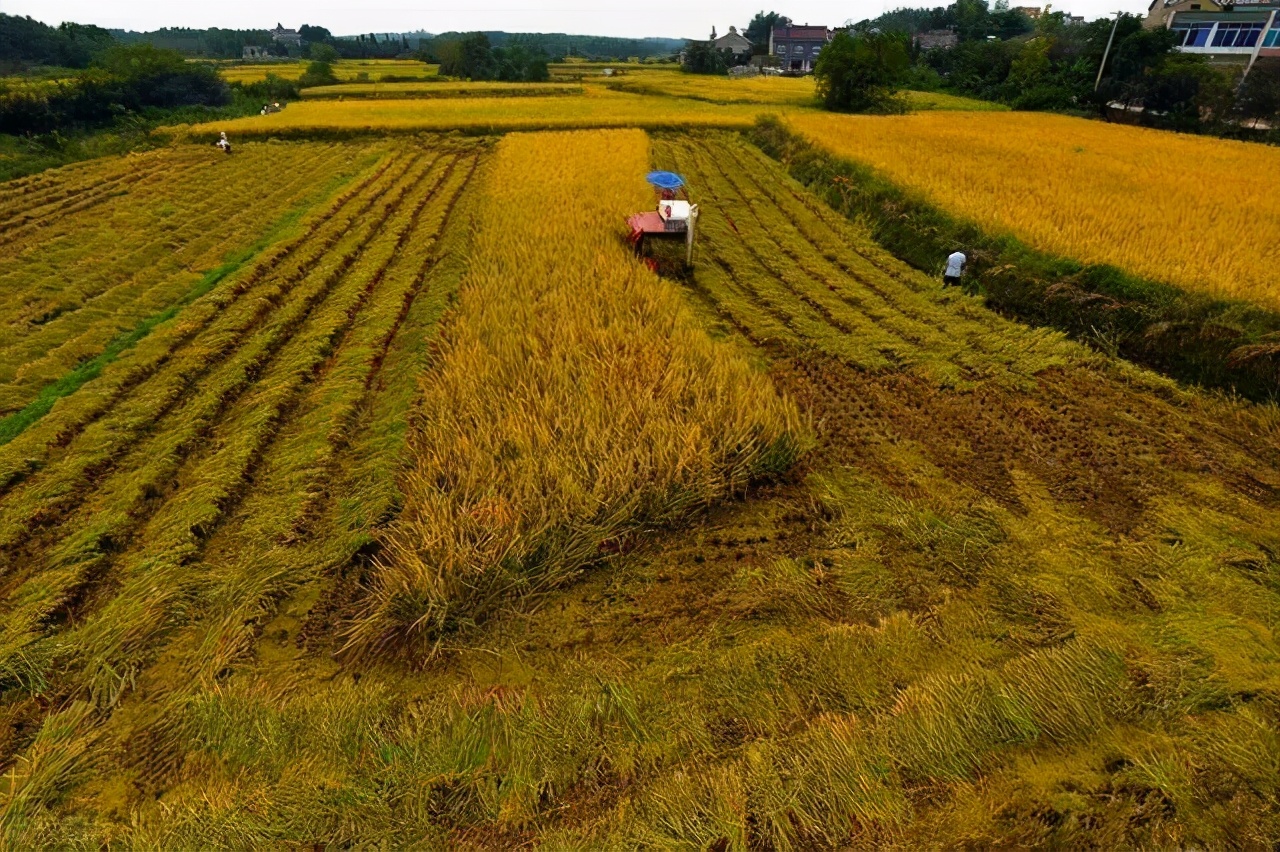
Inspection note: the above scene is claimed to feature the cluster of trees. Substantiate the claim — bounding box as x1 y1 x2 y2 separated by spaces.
421 32 681 64
815 31 912 112
0 14 114 71
431 33 550 81
911 8 1280 131
798 0 1280 133
113 27 279 59
1 44 232 134
869 0 1035 42
681 41 738 75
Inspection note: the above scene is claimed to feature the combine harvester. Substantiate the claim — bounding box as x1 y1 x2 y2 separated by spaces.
627 170 699 271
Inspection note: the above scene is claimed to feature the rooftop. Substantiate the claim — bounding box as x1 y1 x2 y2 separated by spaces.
773 25 832 40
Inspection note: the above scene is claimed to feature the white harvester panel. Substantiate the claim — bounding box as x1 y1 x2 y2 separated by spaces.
659 200 692 232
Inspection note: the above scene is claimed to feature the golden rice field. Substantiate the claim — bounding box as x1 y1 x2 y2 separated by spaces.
609 70 1005 111
789 110 1280 309
185 88 777 136
4 77 1280 847
218 58 439 84
358 130 802 652
299 80 583 99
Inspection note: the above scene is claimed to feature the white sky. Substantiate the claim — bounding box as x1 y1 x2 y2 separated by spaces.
0 0 1150 40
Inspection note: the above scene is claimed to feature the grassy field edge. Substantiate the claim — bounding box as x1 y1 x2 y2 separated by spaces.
750 116 1280 404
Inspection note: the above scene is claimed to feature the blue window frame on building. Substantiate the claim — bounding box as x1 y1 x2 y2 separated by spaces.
1264 27 1280 47
1210 22 1263 47
1172 21 1214 46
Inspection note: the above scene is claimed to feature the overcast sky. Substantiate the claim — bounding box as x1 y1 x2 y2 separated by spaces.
1 0 1150 40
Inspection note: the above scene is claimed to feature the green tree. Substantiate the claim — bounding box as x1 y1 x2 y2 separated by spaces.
297 58 339 87
682 40 731 75
953 0 993 41
307 42 339 63
745 12 792 49
494 42 550 82
93 42 188 80
438 32 496 79
299 24 333 45
1236 58 1280 128
814 29 911 113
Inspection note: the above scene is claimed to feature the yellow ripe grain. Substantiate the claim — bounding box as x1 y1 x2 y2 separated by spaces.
355 129 804 653
298 81 582 99
790 111 1280 309
609 72 1004 111
186 89 776 137
218 59 439 84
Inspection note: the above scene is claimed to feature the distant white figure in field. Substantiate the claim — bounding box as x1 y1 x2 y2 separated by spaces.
216 132 232 154
944 250 966 287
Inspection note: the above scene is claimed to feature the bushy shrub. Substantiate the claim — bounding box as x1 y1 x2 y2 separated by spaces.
297 60 339 88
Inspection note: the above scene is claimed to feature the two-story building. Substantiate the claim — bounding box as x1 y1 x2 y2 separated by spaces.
1146 0 1280 74
769 25 833 72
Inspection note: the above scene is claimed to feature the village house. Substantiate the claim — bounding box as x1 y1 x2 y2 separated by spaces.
242 45 272 59
711 25 754 58
270 24 303 48
769 24 833 72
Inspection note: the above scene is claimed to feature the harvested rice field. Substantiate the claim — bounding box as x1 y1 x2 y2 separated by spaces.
1 90 1278 848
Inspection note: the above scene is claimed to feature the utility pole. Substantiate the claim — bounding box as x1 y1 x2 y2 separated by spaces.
1095 11 1123 92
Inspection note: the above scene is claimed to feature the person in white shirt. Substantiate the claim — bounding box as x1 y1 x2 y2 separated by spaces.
943 250 965 287
215 132 232 154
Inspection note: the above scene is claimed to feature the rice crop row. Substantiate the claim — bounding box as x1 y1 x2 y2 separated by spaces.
0 147 423 563
788 110 1280 310
3 129 1278 848
656 132 1072 388
14 152 468 708
180 89 778 139
300 81 584 99
0 149 214 249
0 146 401 495
351 128 805 655
217 59 440 84
0 138 485 838
0 143 373 419
605 72 1005 111
0 143 479 679
0 154 445 698
0 145 187 213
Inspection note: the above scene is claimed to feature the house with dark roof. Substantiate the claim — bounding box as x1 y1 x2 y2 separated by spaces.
769 24 833 72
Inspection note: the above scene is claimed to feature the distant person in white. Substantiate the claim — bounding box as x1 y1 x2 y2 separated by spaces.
943 250 966 287
215 132 232 155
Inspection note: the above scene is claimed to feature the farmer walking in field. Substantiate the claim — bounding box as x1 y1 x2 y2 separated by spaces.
216 132 232 155
943 249 966 288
